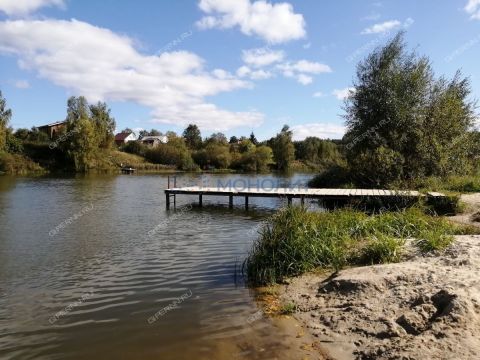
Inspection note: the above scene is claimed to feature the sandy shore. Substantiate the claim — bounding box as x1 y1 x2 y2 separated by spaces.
280 235 480 359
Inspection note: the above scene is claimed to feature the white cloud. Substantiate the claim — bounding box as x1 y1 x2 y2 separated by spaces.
291 123 346 140
250 69 272 80
0 19 263 131
278 60 332 74
236 65 251 77
332 87 355 100
196 0 306 44
14 79 30 88
277 60 331 85
236 65 272 80
465 0 480 19
0 0 64 16
242 48 285 67
361 20 401 34
296 74 312 85
312 91 324 98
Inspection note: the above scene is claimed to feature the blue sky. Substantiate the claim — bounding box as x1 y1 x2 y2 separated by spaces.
0 0 479 141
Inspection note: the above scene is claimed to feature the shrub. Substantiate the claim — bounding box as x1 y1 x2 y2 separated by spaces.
308 164 352 188
0 152 44 174
122 141 147 157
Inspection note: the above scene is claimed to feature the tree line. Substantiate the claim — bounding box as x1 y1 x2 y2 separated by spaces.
1 92 341 173
122 123 341 172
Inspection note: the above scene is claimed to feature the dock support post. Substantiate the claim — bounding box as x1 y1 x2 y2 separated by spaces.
166 193 170 210
301 196 305 206
229 195 233 209
245 196 249 210
199 194 203 208
173 194 176 209
287 196 292 206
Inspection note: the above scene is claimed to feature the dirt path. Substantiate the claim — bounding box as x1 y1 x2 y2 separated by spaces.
280 236 480 359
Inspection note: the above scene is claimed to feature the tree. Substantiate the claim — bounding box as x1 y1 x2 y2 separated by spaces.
183 124 202 149
149 129 162 136
90 102 115 149
139 129 162 139
63 96 116 172
205 132 228 146
145 133 196 170
249 132 258 145
254 145 273 172
229 136 238 144
0 90 12 151
64 96 95 171
138 130 149 140
294 137 342 166
272 125 295 171
344 32 477 186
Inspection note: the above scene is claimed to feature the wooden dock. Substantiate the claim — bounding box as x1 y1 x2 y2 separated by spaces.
164 186 442 210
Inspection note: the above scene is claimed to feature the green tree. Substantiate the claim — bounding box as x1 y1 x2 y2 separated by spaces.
183 124 202 149
344 32 477 186
0 90 12 151
272 125 295 171
229 136 238 144
90 102 115 149
145 133 196 170
205 132 228 146
249 132 258 145
295 137 342 165
64 96 95 171
63 96 116 172
254 145 273 172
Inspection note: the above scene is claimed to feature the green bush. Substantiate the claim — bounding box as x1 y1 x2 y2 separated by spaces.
0 152 44 174
122 141 147 157
308 164 352 188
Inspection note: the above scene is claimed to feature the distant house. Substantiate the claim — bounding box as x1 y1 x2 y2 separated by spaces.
115 132 137 146
38 121 67 139
140 135 168 147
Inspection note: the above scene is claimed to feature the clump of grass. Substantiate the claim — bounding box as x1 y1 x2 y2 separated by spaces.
245 206 478 285
358 233 405 265
415 229 454 253
280 302 297 315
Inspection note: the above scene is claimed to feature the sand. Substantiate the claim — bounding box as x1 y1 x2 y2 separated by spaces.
280 235 480 359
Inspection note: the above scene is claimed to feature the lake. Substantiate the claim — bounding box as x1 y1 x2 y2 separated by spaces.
0 173 315 360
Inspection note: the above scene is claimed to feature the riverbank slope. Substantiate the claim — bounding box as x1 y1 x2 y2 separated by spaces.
280 235 480 359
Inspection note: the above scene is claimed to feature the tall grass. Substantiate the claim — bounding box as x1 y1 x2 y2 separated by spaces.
245 206 478 285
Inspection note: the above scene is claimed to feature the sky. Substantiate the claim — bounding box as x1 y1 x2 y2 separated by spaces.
0 0 479 141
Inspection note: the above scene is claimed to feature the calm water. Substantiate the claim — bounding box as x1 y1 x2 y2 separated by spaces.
0 173 313 360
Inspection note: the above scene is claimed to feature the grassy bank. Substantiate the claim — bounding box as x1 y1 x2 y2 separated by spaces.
0 152 45 175
245 206 479 285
